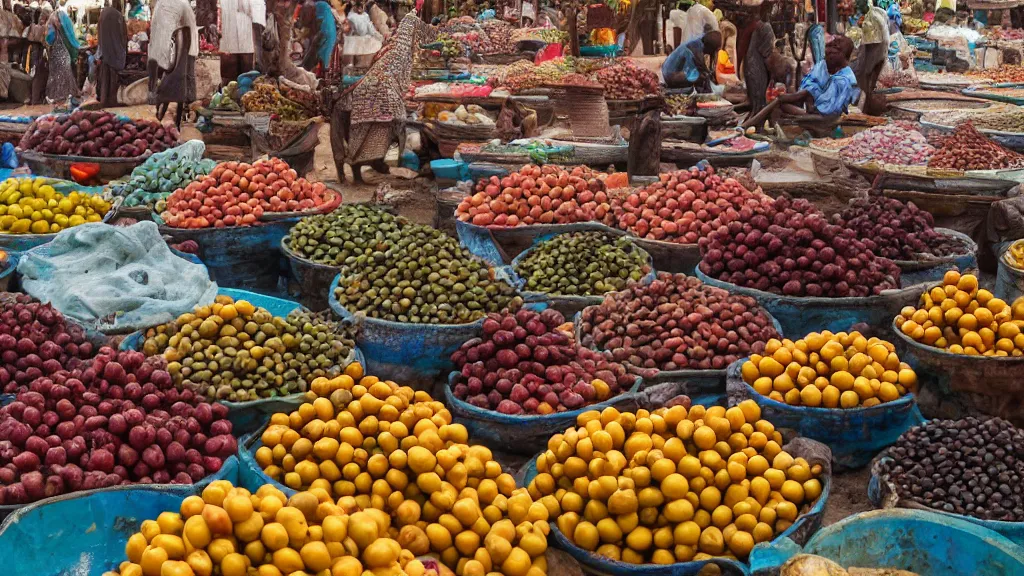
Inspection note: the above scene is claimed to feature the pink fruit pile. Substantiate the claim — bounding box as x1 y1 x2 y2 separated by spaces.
20 110 179 158
580 274 778 371
160 158 334 229
450 308 633 415
0 348 236 505
610 166 773 244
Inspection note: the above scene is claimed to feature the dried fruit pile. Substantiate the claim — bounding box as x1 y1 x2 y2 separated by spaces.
927 122 1024 170
839 124 934 166
455 165 610 227
0 294 93 394
159 158 333 228
513 232 650 297
450 308 634 414
698 197 902 297
580 274 779 371
878 417 1024 521
610 167 773 244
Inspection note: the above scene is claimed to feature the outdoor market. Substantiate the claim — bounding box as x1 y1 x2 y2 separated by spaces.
3 0 1024 573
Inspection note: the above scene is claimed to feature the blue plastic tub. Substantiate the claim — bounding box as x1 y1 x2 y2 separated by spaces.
869 454 1024 546
695 267 923 338
0 462 239 575
748 509 1024 575
328 273 518 389
725 359 925 469
430 159 470 182
520 437 832 576
0 456 238 524
157 217 297 292
120 288 362 435
445 374 643 454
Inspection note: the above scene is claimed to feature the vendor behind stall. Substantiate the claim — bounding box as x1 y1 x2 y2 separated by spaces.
662 29 722 91
742 35 859 130
96 0 126 108
854 0 889 115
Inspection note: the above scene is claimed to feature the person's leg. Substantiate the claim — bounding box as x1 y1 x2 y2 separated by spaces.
174 102 185 128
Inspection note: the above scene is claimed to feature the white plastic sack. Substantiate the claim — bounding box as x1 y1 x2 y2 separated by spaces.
17 221 218 334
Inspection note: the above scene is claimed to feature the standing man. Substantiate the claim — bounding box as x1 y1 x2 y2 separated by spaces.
219 0 255 85
854 0 889 115
96 0 126 107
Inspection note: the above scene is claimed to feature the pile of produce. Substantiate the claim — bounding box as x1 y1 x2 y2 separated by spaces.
240 81 306 121
514 232 649 297
19 111 180 158
896 271 1024 356
0 294 94 394
781 555 920 576
664 93 695 116
877 416 1024 521
739 331 916 408
903 16 929 33
437 104 495 127
255 367 551 574
833 196 964 260
610 167 772 245
977 64 1024 83
839 124 934 166
1002 239 1024 270
528 403 825 562
580 274 779 371
139 295 356 402
0 177 111 234
120 141 217 210
595 60 660 100
209 81 241 111
927 122 1024 171
455 164 610 227
159 158 334 229
0 347 236 505
333 222 522 324
450 308 634 414
698 196 902 297
496 60 566 92
103 481 442 576
927 109 1024 133
285 204 404 269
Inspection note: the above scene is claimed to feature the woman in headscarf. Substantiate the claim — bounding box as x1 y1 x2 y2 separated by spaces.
331 12 434 183
43 1 79 104
299 0 338 76
736 10 777 117
146 0 198 128
96 0 126 107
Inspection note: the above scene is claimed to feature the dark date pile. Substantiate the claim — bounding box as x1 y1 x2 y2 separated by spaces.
928 122 1024 171
833 196 963 260
878 417 1024 521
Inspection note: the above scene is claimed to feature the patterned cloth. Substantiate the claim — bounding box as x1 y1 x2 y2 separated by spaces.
744 21 775 115
343 13 434 164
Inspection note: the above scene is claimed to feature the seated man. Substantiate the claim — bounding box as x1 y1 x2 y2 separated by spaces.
742 36 860 131
662 29 722 92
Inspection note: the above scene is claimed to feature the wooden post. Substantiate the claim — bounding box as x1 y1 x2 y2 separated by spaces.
628 109 661 180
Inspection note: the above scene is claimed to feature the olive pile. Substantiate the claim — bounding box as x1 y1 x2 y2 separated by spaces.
878 417 1024 521
286 205 405 270
140 296 356 402
513 232 650 296
333 223 522 324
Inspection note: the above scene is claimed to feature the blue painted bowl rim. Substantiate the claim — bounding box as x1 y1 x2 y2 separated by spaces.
891 317 1024 364
695 267 924 305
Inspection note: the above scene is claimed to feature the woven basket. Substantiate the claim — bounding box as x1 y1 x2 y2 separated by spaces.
549 85 609 139
251 119 314 155
435 121 497 141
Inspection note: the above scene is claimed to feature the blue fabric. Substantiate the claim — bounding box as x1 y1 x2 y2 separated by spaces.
808 23 825 62
1 143 16 169
800 60 860 116
315 0 337 67
887 2 903 28
662 37 704 83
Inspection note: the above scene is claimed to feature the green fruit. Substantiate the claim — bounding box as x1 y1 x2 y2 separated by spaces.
513 232 650 297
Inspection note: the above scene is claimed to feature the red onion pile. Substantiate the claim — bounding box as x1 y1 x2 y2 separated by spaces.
0 295 93 394
833 196 962 260
610 166 773 244
0 348 236 505
698 196 902 297
450 308 634 415
595 61 660 100
579 274 779 371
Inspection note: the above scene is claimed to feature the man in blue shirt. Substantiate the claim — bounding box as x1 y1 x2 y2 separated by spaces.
662 29 721 91
742 35 859 130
